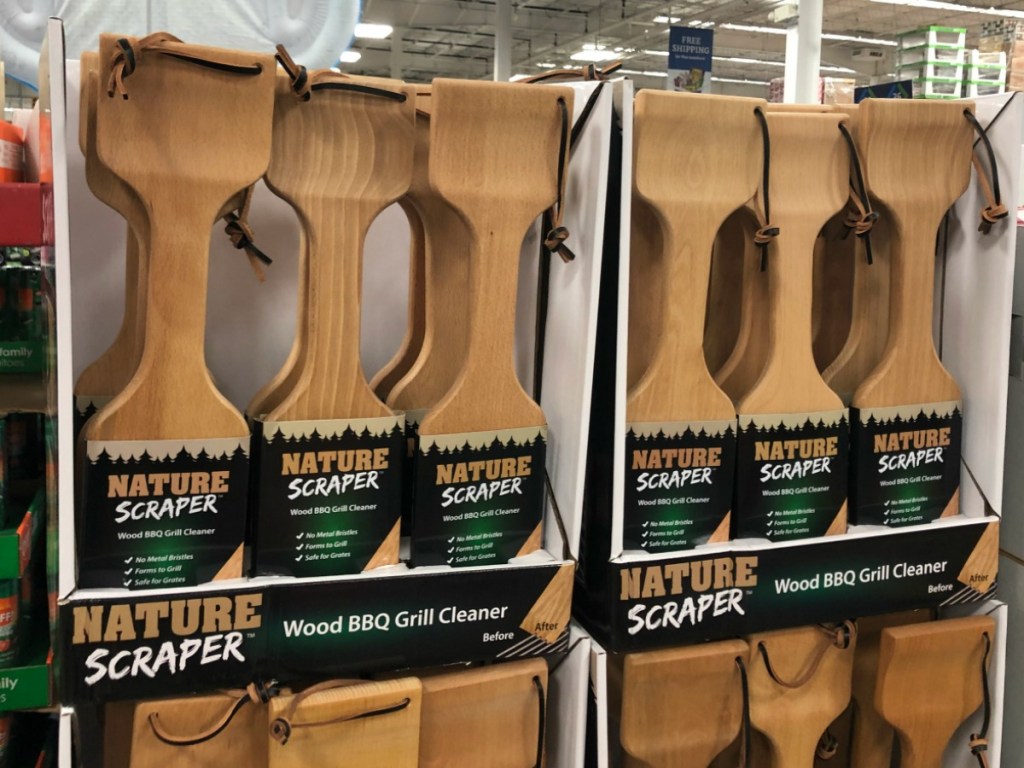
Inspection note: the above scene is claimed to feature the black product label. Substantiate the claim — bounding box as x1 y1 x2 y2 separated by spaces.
73 395 108 444
624 420 736 552
411 427 547 568
62 587 267 702
401 409 428 536
60 561 574 703
734 410 848 541
850 402 962 527
600 517 997 652
78 437 250 590
251 416 404 577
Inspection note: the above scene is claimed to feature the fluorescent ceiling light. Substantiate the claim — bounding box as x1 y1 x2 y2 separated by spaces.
644 49 670 56
721 23 784 34
571 48 619 62
688 20 716 28
713 76 771 85
537 62 557 68
510 74 531 81
868 0 1024 18
823 32 897 46
721 22 897 46
714 55 785 67
654 15 681 23
820 64 857 73
340 50 362 63
354 22 393 39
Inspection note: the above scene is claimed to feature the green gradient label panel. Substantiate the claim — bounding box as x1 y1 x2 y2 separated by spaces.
624 420 735 552
605 520 996 651
734 411 848 541
252 417 404 578
78 438 249 590
851 403 961 527
412 428 546 567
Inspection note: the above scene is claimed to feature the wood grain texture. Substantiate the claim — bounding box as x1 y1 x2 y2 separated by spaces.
520 561 574 642
713 207 768 404
369 199 426 399
419 659 547 768
369 86 431 399
812 104 860 373
736 113 849 417
268 678 421 768
851 100 974 411
822 213 892 404
75 52 148 402
245 232 309 419
704 208 749 378
627 196 664 391
87 36 276 441
263 76 415 422
620 640 748 767
747 625 856 768
876 616 994 768
386 89 473 415
627 91 764 424
850 611 929 768
418 80 572 436
130 694 269 768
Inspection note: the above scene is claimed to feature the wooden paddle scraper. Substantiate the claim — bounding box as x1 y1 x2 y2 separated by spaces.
748 624 856 768
419 658 548 768
625 91 764 553
616 640 749 767
733 112 850 542
875 615 994 768
78 35 276 589
410 79 572 567
849 100 974 527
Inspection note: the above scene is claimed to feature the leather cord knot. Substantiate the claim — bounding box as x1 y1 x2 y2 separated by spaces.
965 109 1007 236
544 225 574 264
275 44 311 100
979 202 1008 235
106 32 182 98
816 729 839 760
222 185 272 282
838 120 877 264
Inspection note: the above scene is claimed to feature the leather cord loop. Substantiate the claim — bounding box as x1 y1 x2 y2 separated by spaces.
108 32 263 99
107 32 182 98
757 621 856 690
543 96 575 263
147 682 276 747
222 184 272 281
753 107 778 271
838 120 877 264
969 632 993 768
735 657 751 768
964 110 1008 235
533 675 546 768
520 60 622 83
275 44 406 103
268 679 409 746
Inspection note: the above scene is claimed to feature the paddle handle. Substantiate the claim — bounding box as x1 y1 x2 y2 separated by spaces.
649 218 720 375
897 734 945 768
882 212 943 368
137 195 217 382
849 703 896 768
461 220 531 397
768 741 817 768
305 206 369 380
754 225 819 388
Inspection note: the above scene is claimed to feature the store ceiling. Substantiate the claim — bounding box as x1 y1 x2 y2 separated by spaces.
346 0 1024 88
